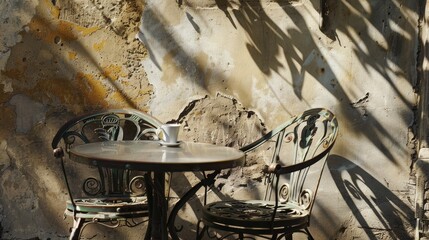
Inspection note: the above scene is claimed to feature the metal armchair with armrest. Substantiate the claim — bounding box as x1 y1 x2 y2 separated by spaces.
197 108 339 240
51 109 162 240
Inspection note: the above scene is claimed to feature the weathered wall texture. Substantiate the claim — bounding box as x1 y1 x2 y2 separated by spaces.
0 0 425 239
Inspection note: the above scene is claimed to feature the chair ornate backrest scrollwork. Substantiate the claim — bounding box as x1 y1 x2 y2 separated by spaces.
198 108 338 240
51 109 162 240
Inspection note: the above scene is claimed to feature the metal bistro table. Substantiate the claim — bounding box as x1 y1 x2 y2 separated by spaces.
70 140 245 240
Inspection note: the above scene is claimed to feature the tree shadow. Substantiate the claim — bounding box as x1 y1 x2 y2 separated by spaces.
328 155 414 239
229 0 421 167
139 6 208 89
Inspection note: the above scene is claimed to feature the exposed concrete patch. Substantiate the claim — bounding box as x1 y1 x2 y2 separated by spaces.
173 94 269 192
176 93 266 148
8 94 47 134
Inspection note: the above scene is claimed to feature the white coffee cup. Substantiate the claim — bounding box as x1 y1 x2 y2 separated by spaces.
159 123 180 143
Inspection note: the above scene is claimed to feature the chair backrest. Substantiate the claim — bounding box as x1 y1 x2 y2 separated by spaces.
51 109 162 199
240 108 338 215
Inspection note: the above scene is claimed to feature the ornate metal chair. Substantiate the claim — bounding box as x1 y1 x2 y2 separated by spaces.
51 109 162 240
197 108 338 240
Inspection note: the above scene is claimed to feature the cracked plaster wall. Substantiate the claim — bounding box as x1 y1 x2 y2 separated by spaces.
0 0 424 239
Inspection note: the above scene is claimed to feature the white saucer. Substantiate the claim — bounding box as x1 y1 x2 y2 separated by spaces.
159 141 181 147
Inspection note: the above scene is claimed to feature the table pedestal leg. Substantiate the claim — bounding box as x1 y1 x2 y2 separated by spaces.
144 173 153 240
152 171 168 240
168 170 220 240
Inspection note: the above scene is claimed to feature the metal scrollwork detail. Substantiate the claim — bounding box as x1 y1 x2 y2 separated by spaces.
323 139 330 148
129 176 146 196
279 183 290 203
83 177 102 196
308 114 319 125
284 132 295 143
101 115 120 126
64 135 76 145
94 128 110 141
299 189 313 210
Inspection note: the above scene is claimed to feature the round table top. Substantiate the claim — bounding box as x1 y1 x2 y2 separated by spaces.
69 140 245 172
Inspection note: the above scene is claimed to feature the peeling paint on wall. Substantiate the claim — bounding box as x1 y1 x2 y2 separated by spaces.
0 0 38 68
2 0 151 114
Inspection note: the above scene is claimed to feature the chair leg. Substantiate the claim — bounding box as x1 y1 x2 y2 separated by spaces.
239 233 244 240
196 221 208 240
69 218 84 240
284 233 293 240
305 228 314 240
144 221 152 240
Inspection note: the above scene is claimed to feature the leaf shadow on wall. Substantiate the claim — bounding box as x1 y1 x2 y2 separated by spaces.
327 155 414 239
139 6 208 89
230 0 421 167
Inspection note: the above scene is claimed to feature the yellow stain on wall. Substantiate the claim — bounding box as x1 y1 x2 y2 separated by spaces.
93 40 106 52
38 0 60 20
68 51 77 60
33 19 98 42
28 17 78 43
46 0 60 19
75 25 99 37
28 17 56 43
102 65 126 81
76 72 108 107
56 21 79 41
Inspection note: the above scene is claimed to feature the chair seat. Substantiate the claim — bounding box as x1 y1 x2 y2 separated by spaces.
65 196 149 219
202 200 310 234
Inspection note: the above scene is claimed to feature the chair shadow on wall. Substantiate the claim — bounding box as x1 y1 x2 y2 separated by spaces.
327 155 414 240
